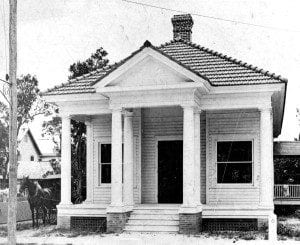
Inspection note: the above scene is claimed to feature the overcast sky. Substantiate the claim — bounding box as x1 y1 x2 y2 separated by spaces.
0 0 299 140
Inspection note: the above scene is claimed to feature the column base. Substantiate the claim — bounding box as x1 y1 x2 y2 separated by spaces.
57 216 71 229
106 211 130 233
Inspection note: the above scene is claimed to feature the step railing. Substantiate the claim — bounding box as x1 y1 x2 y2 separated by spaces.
274 184 300 199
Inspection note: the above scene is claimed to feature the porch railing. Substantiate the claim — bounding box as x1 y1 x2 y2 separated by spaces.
274 184 300 199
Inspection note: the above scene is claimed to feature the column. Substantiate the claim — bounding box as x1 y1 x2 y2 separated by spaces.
84 119 93 204
123 111 134 210
110 108 123 208
194 110 202 208
260 107 274 208
181 106 196 208
60 115 72 205
179 106 202 235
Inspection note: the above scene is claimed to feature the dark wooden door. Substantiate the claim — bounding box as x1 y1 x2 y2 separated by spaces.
157 140 183 203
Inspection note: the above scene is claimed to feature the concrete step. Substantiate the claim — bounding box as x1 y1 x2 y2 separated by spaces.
127 219 179 226
129 214 179 220
134 205 180 210
124 224 179 232
132 209 178 215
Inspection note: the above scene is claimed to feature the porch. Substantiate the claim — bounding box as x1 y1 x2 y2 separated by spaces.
274 184 300 205
57 101 276 234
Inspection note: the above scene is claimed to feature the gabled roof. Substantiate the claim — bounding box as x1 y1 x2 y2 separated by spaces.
43 39 287 96
19 129 42 156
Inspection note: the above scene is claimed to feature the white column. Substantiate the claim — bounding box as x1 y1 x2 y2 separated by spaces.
84 119 93 204
123 111 134 210
194 110 202 208
60 115 72 205
259 107 274 208
110 108 123 208
181 106 196 211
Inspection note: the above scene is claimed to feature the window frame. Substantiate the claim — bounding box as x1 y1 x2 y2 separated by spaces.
97 139 124 186
212 134 256 188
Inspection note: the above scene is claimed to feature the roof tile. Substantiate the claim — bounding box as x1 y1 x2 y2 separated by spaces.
43 39 287 96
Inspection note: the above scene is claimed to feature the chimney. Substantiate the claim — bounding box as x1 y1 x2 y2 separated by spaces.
171 14 194 42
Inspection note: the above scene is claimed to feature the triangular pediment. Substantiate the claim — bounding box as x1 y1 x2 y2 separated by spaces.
94 46 209 92
108 56 193 88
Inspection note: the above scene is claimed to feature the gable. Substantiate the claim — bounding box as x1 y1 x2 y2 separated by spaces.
108 56 193 88
93 45 210 93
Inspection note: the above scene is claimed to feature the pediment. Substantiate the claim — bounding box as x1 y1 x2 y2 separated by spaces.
107 56 193 88
93 46 211 93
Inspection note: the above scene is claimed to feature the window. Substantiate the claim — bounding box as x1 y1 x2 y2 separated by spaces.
98 143 124 185
99 143 111 184
30 155 35 161
217 141 253 184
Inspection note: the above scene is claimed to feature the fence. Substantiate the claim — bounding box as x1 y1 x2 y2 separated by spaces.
274 184 300 199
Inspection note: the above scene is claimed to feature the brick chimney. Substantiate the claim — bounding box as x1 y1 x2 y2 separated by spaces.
171 14 194 42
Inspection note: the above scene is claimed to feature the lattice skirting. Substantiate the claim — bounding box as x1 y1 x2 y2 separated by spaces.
202 219 258 231
70 217 107 232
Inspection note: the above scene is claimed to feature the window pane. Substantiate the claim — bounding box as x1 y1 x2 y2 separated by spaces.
101 164 111 183
217 141 252 162
101 144 111 163
217 163 252 183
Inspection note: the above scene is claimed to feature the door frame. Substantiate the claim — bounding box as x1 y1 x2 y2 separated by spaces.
155 135 183 203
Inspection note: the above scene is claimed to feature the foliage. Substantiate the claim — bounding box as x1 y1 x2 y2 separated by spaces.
274 156 300 184
0 74 52 180
43 47 109 204
69 47 109 79
42 114 61 154
71 120 86 204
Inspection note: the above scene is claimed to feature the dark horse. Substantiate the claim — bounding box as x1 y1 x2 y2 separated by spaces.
19 176 58 227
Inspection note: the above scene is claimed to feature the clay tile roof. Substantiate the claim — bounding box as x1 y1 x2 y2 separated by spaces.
43 39 287 96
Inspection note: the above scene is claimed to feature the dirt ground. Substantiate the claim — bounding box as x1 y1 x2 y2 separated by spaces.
0 217 299 244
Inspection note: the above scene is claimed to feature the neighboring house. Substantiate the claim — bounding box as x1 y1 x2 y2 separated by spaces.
273 141 300 205
43 14 287 237
18 129 42 162
18 128 60 163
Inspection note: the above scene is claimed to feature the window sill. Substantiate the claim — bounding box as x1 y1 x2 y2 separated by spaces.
212 184 257 189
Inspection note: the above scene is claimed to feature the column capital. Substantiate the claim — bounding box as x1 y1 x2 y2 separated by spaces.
111 107 123 113
85 117 92 126
60 114 71 120
181 104 196 110
123 110 134 117
194 109 202 114
258 106 272 112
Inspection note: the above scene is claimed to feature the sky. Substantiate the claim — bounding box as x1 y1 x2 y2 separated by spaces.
0 0 299 140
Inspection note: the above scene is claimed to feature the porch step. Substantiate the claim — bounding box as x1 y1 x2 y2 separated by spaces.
124 224 179 233
124 206 180 233
129 214 179 220
127 219 179 226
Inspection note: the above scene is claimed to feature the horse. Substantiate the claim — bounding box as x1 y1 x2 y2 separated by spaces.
19 176 56 227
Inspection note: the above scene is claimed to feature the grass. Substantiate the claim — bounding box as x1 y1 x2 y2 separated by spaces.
197 230 267 241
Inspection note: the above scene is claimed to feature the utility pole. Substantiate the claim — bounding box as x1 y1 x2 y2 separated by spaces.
7 0 17 244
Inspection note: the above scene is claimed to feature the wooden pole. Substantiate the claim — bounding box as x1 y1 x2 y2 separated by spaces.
7 0 17 244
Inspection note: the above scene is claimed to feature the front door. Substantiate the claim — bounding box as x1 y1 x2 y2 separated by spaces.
157 140 183 203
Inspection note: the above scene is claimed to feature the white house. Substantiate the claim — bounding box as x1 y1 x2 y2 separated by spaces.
43 14 287 237
18 128 60 163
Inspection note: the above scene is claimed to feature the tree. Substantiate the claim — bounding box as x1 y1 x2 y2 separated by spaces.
69 47 109 79
0 74 51 181
43 47 109 203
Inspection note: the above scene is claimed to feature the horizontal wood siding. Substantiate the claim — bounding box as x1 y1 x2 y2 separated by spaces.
141 107 183 203
92 115 111 204
92 113 141 204
207 110 260 205
141 107 206 204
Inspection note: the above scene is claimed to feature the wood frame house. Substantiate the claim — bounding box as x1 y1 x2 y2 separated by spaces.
43 14 287 235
